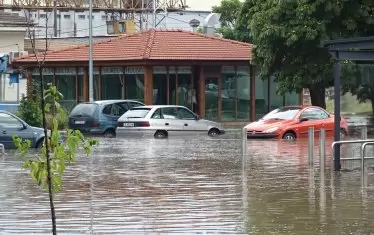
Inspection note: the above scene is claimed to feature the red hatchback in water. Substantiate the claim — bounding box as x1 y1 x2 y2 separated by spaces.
245 105 349 140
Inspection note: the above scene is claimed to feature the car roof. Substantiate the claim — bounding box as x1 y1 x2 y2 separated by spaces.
133 105 188 109
82 100 143 105
282 105 325 110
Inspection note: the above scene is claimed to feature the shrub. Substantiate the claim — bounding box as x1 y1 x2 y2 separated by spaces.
16 95 43 127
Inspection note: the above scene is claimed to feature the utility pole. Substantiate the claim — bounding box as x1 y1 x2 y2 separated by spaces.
88 0 94 101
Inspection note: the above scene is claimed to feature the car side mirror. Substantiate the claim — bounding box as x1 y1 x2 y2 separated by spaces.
300 117 309 122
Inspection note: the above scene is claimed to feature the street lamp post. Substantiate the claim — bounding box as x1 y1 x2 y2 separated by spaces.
88 0 94 102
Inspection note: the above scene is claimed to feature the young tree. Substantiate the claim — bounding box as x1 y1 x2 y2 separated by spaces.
12 8 98 235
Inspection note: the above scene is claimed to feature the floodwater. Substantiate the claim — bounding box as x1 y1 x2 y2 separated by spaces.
0 130 374 234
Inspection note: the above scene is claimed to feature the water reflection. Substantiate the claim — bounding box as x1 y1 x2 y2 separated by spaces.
0 136 374 234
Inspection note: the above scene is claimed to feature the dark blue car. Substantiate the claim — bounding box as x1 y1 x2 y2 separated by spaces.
0 110 45 149
68 100 144 137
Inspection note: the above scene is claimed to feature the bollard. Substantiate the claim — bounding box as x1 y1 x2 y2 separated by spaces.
319 129 326 176
361 126 368 139
242 127 247 156
308 127 314 166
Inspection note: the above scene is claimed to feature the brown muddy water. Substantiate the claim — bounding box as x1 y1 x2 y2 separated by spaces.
0 131 374 234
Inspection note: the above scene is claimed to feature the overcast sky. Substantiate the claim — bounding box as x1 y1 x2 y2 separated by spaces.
187 0 222 11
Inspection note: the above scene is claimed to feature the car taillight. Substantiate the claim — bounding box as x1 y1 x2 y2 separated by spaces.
138 121 150 127
92 120 100 128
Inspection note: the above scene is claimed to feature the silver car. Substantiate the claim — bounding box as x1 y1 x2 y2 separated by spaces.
116 105 225 138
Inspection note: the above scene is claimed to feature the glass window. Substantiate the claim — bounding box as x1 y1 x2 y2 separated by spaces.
269 76 284 110
255 71 269 120
125 67 144 103
0 113 23 129
102 104 112 115
169 67 177 105
94 68 100 100
177 67 192 110
70 103 98 117
221 66 236 121
122 107 151 118
128 101 143 108
55 68 76 110
63 15 70 19
300 108 329 120
111 103 126 116
101 67 123 100
162 107 179 119
78 15 85 19
151 108 163 119
118 102 129 112
178 107 196 120
77 68 84 103
205 77 219 120
153 67 167 105
236 66 250 120
261 106 302 120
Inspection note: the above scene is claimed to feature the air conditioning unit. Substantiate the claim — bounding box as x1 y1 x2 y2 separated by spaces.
8 51 28 64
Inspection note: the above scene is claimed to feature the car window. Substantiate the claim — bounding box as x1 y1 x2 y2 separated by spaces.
118 102 129 112
111 103 126 116
0 113 23 129
177 107 196 120
300 108 329 120
128 102 143 108
162 107 179 119
102 104 112 115
122 108 151 118
151 108 163 119
70 103 97 117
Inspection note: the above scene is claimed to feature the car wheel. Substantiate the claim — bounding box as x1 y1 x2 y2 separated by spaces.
340 129 346 138
208 128 220 137
104 129 116 138
283 132 296 140
154 130 167 139
36 138 44 148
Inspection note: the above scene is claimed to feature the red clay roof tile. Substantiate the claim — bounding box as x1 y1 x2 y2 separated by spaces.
14 29 252 63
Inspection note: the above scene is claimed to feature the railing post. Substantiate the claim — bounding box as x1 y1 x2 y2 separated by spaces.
320 129 326 176
242 127 247 156
308 127 314 166
361 126 368 139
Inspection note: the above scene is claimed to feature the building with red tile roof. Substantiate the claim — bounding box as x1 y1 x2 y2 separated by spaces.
13 29 301 122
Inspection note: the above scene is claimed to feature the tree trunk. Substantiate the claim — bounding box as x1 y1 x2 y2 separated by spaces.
309 87 326 109
39 67 57 235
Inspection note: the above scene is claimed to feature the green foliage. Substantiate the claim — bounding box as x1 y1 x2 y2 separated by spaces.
212 0 243 28
16 95 43 128
13 85 99 193
236 0 374 106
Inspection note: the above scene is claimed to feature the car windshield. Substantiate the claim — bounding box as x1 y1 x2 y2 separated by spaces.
70 103 97 117
261 107 302 121
122 108 151 118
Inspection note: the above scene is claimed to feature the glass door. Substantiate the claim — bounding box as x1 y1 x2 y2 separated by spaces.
205 77 219 120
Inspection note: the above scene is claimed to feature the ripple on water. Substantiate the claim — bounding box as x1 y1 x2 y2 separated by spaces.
0 135 374 234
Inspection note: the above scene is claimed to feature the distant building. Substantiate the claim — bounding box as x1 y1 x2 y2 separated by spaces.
0 10 30 102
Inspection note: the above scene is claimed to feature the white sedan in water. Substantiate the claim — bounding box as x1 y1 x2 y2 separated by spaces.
116 105 225 138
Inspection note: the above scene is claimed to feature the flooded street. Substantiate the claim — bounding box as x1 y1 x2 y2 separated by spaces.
1 131 374 234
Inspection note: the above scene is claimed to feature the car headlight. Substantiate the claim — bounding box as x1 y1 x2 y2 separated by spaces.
263 127 279 133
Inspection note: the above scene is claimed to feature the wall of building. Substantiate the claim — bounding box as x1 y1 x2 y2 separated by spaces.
4 9 212 38
0 29 27 102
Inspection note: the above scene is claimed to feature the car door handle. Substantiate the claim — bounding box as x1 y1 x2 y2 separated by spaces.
184 123 188 126
165 123 169 126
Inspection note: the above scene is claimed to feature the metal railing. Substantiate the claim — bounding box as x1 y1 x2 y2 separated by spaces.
307 127 326 175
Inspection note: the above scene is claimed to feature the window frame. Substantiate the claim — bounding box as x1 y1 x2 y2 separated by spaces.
161 107 180 120
0 112 24 129
177 107 196 120
300 107 329 120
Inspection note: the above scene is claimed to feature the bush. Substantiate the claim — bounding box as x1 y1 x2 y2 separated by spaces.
46 108 68 130
16 95 43 128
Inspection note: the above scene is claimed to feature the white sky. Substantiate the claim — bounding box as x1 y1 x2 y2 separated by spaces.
187 0 222 11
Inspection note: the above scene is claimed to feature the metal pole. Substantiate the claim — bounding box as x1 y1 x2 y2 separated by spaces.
308 127 314 166
333 59 341 171
88 0 94 102
361 126 367 139
242 127 247 156
320 129 326 176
